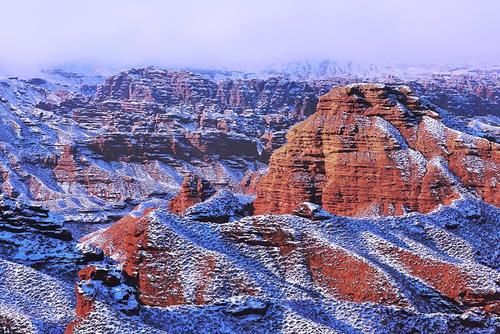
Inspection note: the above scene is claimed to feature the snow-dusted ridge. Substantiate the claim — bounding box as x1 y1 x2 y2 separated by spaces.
72 194 500 333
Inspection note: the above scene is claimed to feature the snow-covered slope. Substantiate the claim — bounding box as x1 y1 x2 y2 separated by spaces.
75 195 499 333
0 259 75 333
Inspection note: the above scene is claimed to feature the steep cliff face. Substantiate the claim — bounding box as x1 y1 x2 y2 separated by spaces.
1 70 324 224
2 70 496 224
86 76 319 172
0 194 72 240
0 68 334 221
253 84 499 216
168 175 214 215
66 68 331 166
1 65 499 334
94 68 323 116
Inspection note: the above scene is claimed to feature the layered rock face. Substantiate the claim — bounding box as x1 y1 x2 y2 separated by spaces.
65 265 139 334
81 208 260 307
254 84 499 216
0 68 337 223
0 194 98 283
80 209 404 308
48 68 333 166
168 175 215 215
94 68 323 117
1 69 497 224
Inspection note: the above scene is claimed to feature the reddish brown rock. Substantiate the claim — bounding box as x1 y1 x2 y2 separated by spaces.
168 174 215 215
221 216 407 306
304 237 407 306
85 210 408 308
65 265 140 333
372 240 500 313
53 145 80 183
50 143 160 203
81 209 258 307
80 204 500 317
292 202 333 220
254 84 500 216
64 267 96 334
240 170 266 195
221 216 300 257
64 294 94 334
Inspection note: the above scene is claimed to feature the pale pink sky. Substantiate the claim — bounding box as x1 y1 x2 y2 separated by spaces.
0 0 498 72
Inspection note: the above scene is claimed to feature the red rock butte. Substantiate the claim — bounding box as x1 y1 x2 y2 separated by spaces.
253 84 499 216
168 174 215 215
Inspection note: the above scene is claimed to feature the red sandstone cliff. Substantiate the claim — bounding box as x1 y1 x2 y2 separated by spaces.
253 84 499 216
168 174 215 215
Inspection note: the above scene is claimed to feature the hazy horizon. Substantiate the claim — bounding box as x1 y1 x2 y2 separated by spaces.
1 0 499 75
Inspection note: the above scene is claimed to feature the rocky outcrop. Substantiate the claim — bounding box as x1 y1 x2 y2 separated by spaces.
65 265 139 334
95 69 324 116
292 202 334 221
183 190 251 223
2 67 500 334
83 209 410 308
1 69 338 225
0 194 100 283
53 145 80 184
254 84 499 216
168 175 214 215
3 68 496 224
